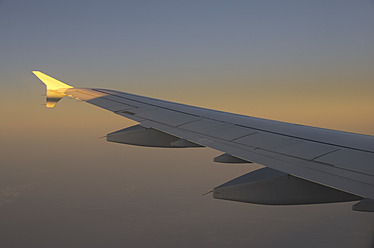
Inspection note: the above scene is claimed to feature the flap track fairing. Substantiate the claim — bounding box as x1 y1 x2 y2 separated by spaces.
106 125 203 148
213 167 362 205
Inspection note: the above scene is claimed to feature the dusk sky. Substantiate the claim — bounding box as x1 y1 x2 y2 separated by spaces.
1 1 374 247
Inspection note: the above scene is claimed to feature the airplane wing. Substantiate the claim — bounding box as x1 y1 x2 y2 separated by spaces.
33 71 374 212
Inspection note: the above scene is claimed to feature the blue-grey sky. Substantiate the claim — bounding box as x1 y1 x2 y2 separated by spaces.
2 0 373 87
2 0 374 131
0 1 373 247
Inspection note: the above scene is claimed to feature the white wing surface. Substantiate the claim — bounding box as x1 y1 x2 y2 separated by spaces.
33 71 374 211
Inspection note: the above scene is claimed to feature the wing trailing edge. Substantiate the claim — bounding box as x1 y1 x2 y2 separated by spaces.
33 71 374 211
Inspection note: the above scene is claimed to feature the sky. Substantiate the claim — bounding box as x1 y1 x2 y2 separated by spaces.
0 0 374 247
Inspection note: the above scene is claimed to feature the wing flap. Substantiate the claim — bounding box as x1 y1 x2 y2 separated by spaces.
138 120 374 198
179 119 255 141
136 108 201 127
61 88 373 198
316 149 374 176
92 88 374 153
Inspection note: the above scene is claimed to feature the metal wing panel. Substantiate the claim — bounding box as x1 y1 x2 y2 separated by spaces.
136 108 201 127
233 132 339 160
272 124 374 152
315 149 374 176
234 133 301 150
272 140 339 160
88 98 136 112
62 87 374 199
93 89 374 153
139 120 374 198
178 119 256 141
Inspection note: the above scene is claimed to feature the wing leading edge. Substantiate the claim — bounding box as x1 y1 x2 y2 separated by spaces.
33 71 374 211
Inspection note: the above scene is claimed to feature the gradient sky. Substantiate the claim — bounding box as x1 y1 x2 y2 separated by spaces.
1 1 374 247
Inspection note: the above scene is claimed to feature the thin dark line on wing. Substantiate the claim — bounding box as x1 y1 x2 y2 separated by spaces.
92 89 374 154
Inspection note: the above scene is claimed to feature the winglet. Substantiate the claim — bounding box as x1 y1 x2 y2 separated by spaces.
32 71 73 108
